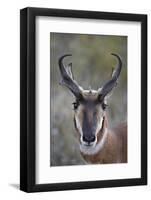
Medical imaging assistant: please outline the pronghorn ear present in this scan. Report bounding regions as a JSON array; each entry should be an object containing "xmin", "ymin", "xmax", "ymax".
[
  {"xmin": 104, "ymin": 90, "xmax": 114, "ymax": 100},
  {"xmin": 98, "ymin": 87, "xmax": 114, "ymax": 102},
  {"xmin": 104, "ymin": 96, "xmax": 108, "ymax": 104}
]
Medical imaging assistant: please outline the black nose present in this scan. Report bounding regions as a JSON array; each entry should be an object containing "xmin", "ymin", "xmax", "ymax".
[{"xmin": 83, "ymin": 135, "xmax": 95, "ymax": 143}]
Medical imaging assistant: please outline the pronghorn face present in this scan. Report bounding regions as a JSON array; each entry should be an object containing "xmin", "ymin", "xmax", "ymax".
[
  {"xmin": 73, "ymin": 90, "xmax": 107, "ymax": 148},
  {"xmin": 58, "ymin": 53, "xmax": 122, "ymax": 154}
]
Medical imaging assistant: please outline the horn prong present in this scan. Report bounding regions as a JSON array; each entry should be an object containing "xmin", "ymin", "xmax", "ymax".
[
  {"xmin": 98, "ymin": 53, "xmax": 122, "ymax": 100},
  {"xmin": 58, "ymin": 54, "xmax": 83, "ymax": 99}
]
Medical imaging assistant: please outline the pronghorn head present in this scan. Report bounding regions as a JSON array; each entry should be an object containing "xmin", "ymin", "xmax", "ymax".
[{"xmin": 58, "ymin": 53, "xmax": 122, "ymax": 155}]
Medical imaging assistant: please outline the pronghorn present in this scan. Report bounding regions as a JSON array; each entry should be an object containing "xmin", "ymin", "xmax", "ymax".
[{"xmin": 58, "ymin": 53, "xmax": 127, "ymax": 164}]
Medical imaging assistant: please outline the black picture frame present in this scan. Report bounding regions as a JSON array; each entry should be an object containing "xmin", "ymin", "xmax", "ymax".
[{"xmin": 20, "ymin": 7, "xmax": 147, "ymax": 192}]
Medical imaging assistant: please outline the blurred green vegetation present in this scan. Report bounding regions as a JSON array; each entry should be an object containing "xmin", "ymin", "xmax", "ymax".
[{"xmin": 50, "ymin": 32, "xmax": 127, "ymax": 166}]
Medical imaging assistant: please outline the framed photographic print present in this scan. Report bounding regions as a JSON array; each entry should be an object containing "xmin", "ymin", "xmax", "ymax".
[{"xmin": 20, "ymin": 7, "xmax": 147, "ymax": 192}]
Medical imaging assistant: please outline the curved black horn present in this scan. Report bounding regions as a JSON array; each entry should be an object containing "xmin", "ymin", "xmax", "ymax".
[
  {"xmin": 58, "ymin": 54, "xmax": 82, "ymax": 99},
  {"xmin": 98, "ymin": 53, "xmax": 122, "ymax": 100}
]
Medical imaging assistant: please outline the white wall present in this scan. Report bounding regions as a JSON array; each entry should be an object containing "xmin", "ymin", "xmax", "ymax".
[{"xmin": 0, "ymin": 0, "xmax": 150, "ymax": 199}]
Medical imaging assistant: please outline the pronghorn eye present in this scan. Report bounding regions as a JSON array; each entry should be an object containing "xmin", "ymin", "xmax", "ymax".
[
  {"xmin": 102, "ymin": 102, "xmax": 108, "ymax": 110},
  {"xmin": 72, "ymin": 101, "xmax": 79, "ymax": 110}
]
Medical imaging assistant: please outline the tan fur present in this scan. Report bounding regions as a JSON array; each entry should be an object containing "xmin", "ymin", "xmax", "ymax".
[
  {"xmin": 81, "ymin": 121, "xmax": 127, "ymax": 164},
  {"xmin": 73, "ymin": 90, "xmax": 127, "ymax": 164},
  {"xmin": 59, "ymin": 53, "xmax": 126, "ymax": 164}
]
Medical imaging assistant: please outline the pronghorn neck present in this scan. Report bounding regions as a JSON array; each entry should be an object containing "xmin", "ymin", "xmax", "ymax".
[{"xmin": 80, "ymin": 116, "xmax": 108, "ymax": 156}]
